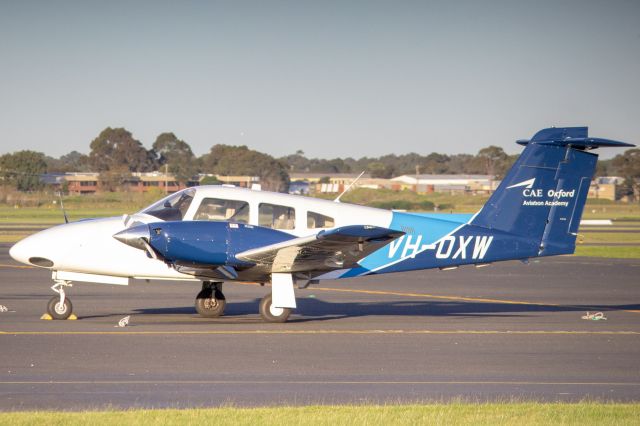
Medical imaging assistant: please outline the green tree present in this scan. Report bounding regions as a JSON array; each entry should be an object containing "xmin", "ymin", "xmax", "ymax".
[
  {"xmin": 367, "ymin": 161, "xmax": 393, "ymax": 178},
  {"xmin": 46, "ymin": 151, "xmax": 90, "ymax": 173},
  {"xmin": 279, "ymin": 151, "xmax": 311, "ymax": 172},
  {"xmin": 595, "ymin": 159, "xmax": 611, "ymax": 177},
  {"xmin": 200, "ymin": 145, "xmax": 289, "ymax": 192},
  {"xmin": 477, "ymin": 146, "xmax": 509, "ymax": 178},
  {"xmin": 612, "ymin": 148, "xmax": 640, "ymax": 201},
  {"xmin": 152, "ymin": 132, "xmax": 198, "ymax": 184},
  {"xmin": 89, "ymin": 127, "xmax": 157, "ymax": 173},
  {"xmin": 60, "ymin": 151, "xmax": 90, "ymax": 171},
  {"xmin": 0, "ymin": 150, "xmax": 48, "ymax": 191},
  {"xmin": 422, "ymin": 153, "xmax": 450, "ymax": 174},
  {"xmin": 447, "ymin": 154, "xmax": 481, "ymax": 174},
  {"xmin": 88, "ymin": 127, "xmax": 157, "ymax": 190}
]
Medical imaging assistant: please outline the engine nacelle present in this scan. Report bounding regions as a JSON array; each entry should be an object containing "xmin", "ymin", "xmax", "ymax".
[{"xmin": 146, "ymin": 221, "xmax": 293, "ymax": 267}]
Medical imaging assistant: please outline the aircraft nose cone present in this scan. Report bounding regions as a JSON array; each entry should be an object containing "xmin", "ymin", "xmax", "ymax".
[
  {"xmin": 9, "ymin": 234, "xmax": 55, "ymax": 267},
  {"xmin": 113, "ymin": 225, "xmax": 151, "ymax": 251},
  {"xmin": 9, "ymin": 239, "xmax": 29, "ymax": 264}
]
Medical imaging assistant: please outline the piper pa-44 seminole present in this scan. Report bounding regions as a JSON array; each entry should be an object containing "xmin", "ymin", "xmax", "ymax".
[{"xmin": 9, "ymin": 127, "xmax": 634, "ymax": 322}]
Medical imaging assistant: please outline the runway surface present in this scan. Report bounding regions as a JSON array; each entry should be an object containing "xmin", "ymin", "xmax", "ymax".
[{"xmin": 0, "ymin": 243, "xmax": 639, "ymax": 410}]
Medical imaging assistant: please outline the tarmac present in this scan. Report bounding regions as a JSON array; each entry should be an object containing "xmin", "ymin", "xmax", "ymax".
[{"xmin": 0, "ymin": 243, "xmax": 639, "ymax": 410}]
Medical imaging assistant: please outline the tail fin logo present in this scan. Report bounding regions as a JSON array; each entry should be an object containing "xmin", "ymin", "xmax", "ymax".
[{"xmin": 506, "ymin": 178, "xmax": 535, "ymax": 189}]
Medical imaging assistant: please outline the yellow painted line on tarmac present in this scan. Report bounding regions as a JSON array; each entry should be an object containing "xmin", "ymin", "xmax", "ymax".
[
  {"xmin": 244, "ymin": 283, "xmax": 640, "ymax": 316},
  {"xmin": 1, "ymin": 330, "xmax": 638, "ymax": 336},
  {"xmin": 0, "ymin": 263, "xmax": 35, "ymax": 269},
  {"xmin": 0, "ymin": 379, "xmax": 639, "ymax": 387},
  {"xmin": 309, "ymin": 286, "xmax": 640, "ymax": 316},
  {"xmin": 234, "ymin": 281, "xmax": 559, "ymax": 308},
  {"xmin": 312, "ymin": 286, "xmax": 560, "ymax": 307}
]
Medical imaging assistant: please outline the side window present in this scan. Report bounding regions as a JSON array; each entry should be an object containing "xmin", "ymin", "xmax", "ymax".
[
  {"xmin": 307, "ymin": 211, "xmax": 335, "ymax": 229},
  {"xmin": 259, "ymin": 203, "xmax": 296, "ymax": 230},
  {"xmin": 194, "ymin": 198, "xmax": 250, "ymax": 223}
]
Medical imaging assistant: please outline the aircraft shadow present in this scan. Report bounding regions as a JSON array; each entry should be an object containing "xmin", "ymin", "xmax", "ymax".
[
  {"xmin": 286, "ymin": 298, "xmax": 640, "ymax": 322},
  {"xmin": 97, "ymin": 298, "xmax": 640, "ymax": 323}
]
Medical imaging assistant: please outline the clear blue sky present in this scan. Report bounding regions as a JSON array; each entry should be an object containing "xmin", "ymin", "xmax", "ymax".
[{"xmin": 0, "ymin": 0, "xmax": 638, "ymax": 159}]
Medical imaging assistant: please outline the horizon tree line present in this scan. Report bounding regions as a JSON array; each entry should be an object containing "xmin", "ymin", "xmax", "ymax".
[{"xmin": 0, "ymin": 126, "xmax": 639, "ymax": 200}]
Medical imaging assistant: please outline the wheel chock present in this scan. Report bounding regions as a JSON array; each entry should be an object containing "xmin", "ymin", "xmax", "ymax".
[{"xmin": 40, "ymin": 313, "xmax": 77, "ymax": 320}]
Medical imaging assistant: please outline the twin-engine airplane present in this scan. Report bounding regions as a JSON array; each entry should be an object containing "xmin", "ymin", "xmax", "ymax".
[{"xmin": 9, "ymin": 127, "xmax": 634, "ymax": 322}]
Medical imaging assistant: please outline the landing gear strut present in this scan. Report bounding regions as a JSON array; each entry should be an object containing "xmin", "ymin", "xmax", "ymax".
[
  {"xmin": 47, "ymin": 280, "xmax": 74, "ymax": 320},
  {"xmin": 195, "ymin": 281, "xmax": 226, "ymax": 317}
]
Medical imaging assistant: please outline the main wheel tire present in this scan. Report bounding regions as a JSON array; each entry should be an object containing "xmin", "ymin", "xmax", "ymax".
[
  {"xmin": 47, "ymin": 296, "xmax": 73, "ymax": 320},
  {"xmin": 195, "ymin": 288, "xmax": 226, "ymax": 317},
  {"xmin": 259, "ymin": 294, "xmax": 292, "ymax": 323}
]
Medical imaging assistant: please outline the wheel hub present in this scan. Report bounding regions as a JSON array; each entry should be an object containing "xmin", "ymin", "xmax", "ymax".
[
  {"xmin": 269, "ymin": 304, "xmax": 284, "ymax": 317},
  {"xmin": 54, "ymin": 302, "xmax": 67, "ymax": 315},
  {"xmin": 203, "ymin": 298, "xmax": 219, "ymax": 310}
]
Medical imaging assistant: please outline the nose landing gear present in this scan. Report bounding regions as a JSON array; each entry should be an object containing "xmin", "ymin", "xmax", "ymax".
[
  {"xmin": 47, "ymin": 280, "xmax": 74, "ymax": 320},
  {"xmin": 195, "ymin": 281, "xmax": 226, "ymax": 317}
]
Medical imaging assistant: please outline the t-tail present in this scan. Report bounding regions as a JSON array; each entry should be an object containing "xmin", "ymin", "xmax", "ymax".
[{"xmin": 470, "ymin": 126, "xmax": 634, "ymax": 258}]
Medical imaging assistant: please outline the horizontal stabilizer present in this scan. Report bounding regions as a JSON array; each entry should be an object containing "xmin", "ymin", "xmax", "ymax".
[{"xmin": 516, "ymin": 127, "xmax": 635, "ymax": 149}]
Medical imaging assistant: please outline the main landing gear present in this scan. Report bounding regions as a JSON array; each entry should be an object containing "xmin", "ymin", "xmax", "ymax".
[
  {"xmin": 47, "ymin": 280, "xmax": 74, "ymax": 320},
  {"xmin": 195, "ymin": 281, "xmax": 226, "ymax": 317},
  {"xmin": 195, "ymin": 278, "xmax": 295, "ymax": 323},
  {"xmin": 259, "ymin": 293, "xmax": 292, "ymax": 323}
]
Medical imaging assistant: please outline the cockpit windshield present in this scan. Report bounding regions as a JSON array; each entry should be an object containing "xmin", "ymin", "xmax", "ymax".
[{"xmin": 140, "ymin": 188, "xmax": 196, "ymax": 221}]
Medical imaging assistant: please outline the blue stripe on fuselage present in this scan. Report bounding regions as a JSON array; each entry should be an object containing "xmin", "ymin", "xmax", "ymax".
[{"xmin": 340, "ymin": 211, "xmax": 466, "ymax": 277}]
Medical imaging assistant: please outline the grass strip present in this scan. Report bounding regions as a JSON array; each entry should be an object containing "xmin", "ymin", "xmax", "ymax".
[
  {"xmin": 0, "ymin": 234, "xmax": 29, "ymax": 243},
  {"xmin": 1, "ymin": 403, "xmax": 639, "ymax": 426},
  {"xmin": 578, "ymin": 233, "xmax": 640, "ymax": 244},
  {"xmin": 574, "ymin": 246, "xmax": 640, "ymax": 259}
]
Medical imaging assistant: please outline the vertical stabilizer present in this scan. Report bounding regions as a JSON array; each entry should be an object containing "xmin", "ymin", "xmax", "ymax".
[{"xmin": 471, "ymin": 127, "xmax": 633, "ymax": 256}]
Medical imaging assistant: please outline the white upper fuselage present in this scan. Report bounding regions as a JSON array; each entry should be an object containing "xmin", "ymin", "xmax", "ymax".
[{"xmin": 9, "ymin": 186, "xmax": 392, "ymax": 282}]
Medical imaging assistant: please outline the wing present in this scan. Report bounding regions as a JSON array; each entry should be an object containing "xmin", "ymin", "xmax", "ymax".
[{"xmin": 235, "ymin": 225, "xmax": 405, "ymax": 273}]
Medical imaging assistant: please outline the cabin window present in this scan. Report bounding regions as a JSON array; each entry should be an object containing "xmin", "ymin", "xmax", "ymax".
[
  {"xmin": 194, "ymin": 198, "xmax": 250, "ymax": 223},
  {"xmin": 259, "ymin": 203, "xmax": 296, "ymax": 230},
  {"xmin": 141, "ymin": 188, "xmax": 195, "ymax": 221},
  {"xmin": 307, "ymin": 211, "xmax": 335, "ymax": 228}
]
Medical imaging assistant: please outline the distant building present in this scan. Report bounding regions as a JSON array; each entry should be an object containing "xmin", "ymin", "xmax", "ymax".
[
  {"xmin": 206, "ymin": 175, "xmax": 260, "ymax": 188},
  {"xmin": 289, "ymin": 173, "xmax": 501, "ymax": 194},
  {"xmin": 126, "ymin": 172, "xmax": 196, "ymax": 193},
  {"xmin": 39, "ymin": 170, "xmax": 627, "ymax": 202},
  {"xmin": 391, "ymin": 174, "xmax": 498, "ymax": 194},
  {"xmin": 588, "ymin": 177, "xmax": 625, "ymax": 201},
  {"xmin": 289, "ymin": 172, "xmax": 375, "ymax": 194},
  {"xmin": 42, "ymin": 172, "xmax": 198, "ymax": 195},
  {"xmin": 289, "ymin": 173, "xmax": 369, "ymax": 183},
  {"xmin": 40, "ymin": 173, "xmax": 66, "ymax": 190},
  {"xmin": 65, "ymin": 173, "xmax": 100, "ymax": 194}
]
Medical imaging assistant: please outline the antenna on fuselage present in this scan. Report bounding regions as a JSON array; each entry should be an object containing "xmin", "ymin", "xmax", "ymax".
[
  {"xmin": 57, "ymin": 191, "xmax": 69, "ymax": 224},
  {"xmin": 333, "ymin": 171, "xmax": 365, "ymax": 203}
]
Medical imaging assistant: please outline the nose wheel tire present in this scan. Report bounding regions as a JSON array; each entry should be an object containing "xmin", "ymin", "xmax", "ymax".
[
  {"xmin": 259, "ymin": 294, "xmax": 292, "ymax": 323},
  {"xmin": 47, "ymin": 296, "xmax": 73, "ymax": 320},
  {"xmin": 195, "ymin": 288, "xmax": 226, "ymax": 317}
]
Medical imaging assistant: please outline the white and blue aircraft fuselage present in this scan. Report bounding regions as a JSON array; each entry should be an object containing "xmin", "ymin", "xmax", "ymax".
[{"xmin": 9, "ymin": 127, "xmax": 634, "ymax": 322}]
